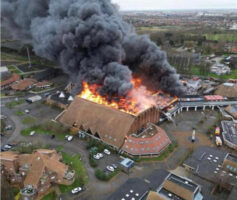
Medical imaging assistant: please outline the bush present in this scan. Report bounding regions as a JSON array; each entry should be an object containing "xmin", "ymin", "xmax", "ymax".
[
  {"xmin": 95, "ymin": 169, "xmax": 108, "ymax": 181},
  {"xmin": 1, "ymin": 119, "xmax": 6, "ymax": 132},
  {"xmin": 22, "ymin": 117, "xmax": 37, "ymax": 125},
  {"xmin": 14, "ymin": 110, "xmax": 24, "ymax": 116},
  {"xmin": 95, "ymin": 169, "xmax": 120, "ymax": 181},
  {"xmin": 88, "ymin": 153, "xmax": 98, "ymax": 168}
]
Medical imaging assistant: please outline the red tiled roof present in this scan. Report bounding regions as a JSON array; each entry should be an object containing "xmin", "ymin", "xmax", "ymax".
[
  {"xmin": 11, "ymin": 78, "xmax": 37, "ymax": 91},
  {"xmin": 204, "ymin": 95, "xmax": 224, "ymax": 101},
  {"xmin": 0, "ymin": 73, "xmax": 20, "ymax": 87},
  {"xmin": 121, "ymin": 125, "xmax": 171, "ymax": 156},
  {"xmin": 35, "ymin": 80, "xmax": 51, "ymax": 87}
]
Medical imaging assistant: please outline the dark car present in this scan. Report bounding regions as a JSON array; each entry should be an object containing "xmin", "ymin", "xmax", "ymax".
[
  {"xmin": 51, "ymin": 134, "xmax": 55, "ymax": 139},
  {"xmin": 111, "ymin": 164, "xmax": 118, "ymax": 169},
  {"xmin": 1, "ymin": 148, "xmax": 8, "ymax": 152}
]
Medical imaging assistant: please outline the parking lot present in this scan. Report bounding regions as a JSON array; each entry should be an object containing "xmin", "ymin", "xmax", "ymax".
[{"xmin": 11, "ymin": 101, "xmax": 62, "ymax": 123}]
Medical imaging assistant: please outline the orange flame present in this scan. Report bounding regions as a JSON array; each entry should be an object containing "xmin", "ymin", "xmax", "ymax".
[{"xmin": 78, "ymin": 78, "xmax": 176, "ymax": 115}]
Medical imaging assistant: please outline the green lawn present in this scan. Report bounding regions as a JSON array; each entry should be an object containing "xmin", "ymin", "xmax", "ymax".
[
  {"xmin": 14, "ymin": 110, "xmax": 24, "ymax": 116},
  {"xmin": 58, "ymin": 152, "xmax": 88, "ymax": 193},
  {"xmin": 1, "ymin": 52, "xmax": 28, "ymax": 62},
  {"xmin": 204, "ymin": 33, "xmax": 237, "ymax": 42},
  {"xmin": 22, "ymin": 117, "xmax": 37, "ymax": 125},
  {"xmin": 192, "ymin": 66, "xmax": 237, "ymax": 79},
  {"xmin": 41, "ymin": 191, "xmax": 57, "ymax": 200},
  {"xmin": 6, "ymin": 99, "xmax": 25, "ymax": 109},
  {"xmin": 20, "ymin": 127, "xmax": 67, "ymax": 140}
]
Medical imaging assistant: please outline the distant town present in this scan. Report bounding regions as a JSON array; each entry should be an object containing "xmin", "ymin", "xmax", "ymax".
[{"xmin": 1, "ymin": 6, "xmax": 237, "ymax": 200}]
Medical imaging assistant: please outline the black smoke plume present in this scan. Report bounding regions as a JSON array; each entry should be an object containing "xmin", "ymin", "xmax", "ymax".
[{"xmin": 2, "ymin": 0, "xmax": 183, "ymax": 96}]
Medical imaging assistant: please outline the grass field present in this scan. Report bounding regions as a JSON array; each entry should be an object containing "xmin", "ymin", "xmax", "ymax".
[
  {"xmin": 14, "ymin": 110, "xmax": 24, "ymax": 116},
  {"xmin": 22, "ymin": 117, "xmax": 37, "ymax": 125},
  {"xmin": 58, "ymin": 152, "xmax": 88, "ymax": 193},
  {"xmin": 191, "ymin": 66, "xmax": 237, "ymax": 79},
  {"xmin": 6, "ymin": 99, "xmax": 25, "ymax": 109},
  {"xmin": 41, "ymin": 191, "xmax": 57, "ymax": 200},
  {"xmin": 1, "ymin": 52, "xmax": 28, "ymax": 62},
  {"xmin": 21, "ymin": 126, "xmax": 68, "ymax": 140},
  {"xmin": 204, "ymin": 33, "xmax": 237, "ymax": 42}
]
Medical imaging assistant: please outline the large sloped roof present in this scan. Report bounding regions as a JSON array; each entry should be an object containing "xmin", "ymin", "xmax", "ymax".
[
  {"xmin": 215, "ymin": 84, "xmax": 237, "ymax": 97},
  {"xmin": 60, "ymin": 96, "xmax": 136, "ymax": 148}
]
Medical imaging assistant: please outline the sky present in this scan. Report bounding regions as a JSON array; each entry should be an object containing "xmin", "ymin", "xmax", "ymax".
[{"xmin": 112, "ymin": 0, "xmax": 237, "ymax": 11}]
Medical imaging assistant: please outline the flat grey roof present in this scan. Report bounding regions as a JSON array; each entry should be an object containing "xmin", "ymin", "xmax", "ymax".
[
  {"xmin": 183, "ymin": 146, "xmax": 237, "ymax": 187},
  {"xmin": 226, "ymin": 154, "xmax": 237, "ymax": 163},
  {"xmin": 168, "ymin": 174, "xmax": 198, "ymax": 192},
  {"xmin": 221, "ymin": 121, "xmax": 237, "ymax": 146}
]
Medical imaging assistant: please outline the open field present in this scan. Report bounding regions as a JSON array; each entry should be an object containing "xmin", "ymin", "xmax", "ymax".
[{"xmin": 204, "ymin": 33, "xmax": 237, "ymax": 42}]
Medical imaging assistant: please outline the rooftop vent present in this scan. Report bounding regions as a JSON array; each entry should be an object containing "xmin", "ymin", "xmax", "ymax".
[
  {"xmin": 59, "ymin": 92, "xmax": 65, "ymax": 98},
  {"xmin": 68, "ymin": 96, "xmax": 74, "ymax": 101}
]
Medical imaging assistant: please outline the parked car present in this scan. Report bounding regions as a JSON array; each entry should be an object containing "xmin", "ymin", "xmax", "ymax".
[
  {"xmin": 111, "ymin": 164, "xmax": 117, "ymax": 169},
  {"xmin": 97, "ymin": 153, "xmax": 103, "ymax": 158},
  {"xmin": 93, "ymin": 154, "xmax": 100, "ymax": 160},
  {"xmin": 24, "ymin": 109, "xmax": 30, "ymax": 114},
  {"xmin": 5, "ymin": 125, "xmax": 12, "ymax": 131},
  {"xmin": 30, "ymin": 131, "xmax": 35, "ymax": 136},
  {"xmin": 44, "ymin": 92, "xmax": 50, "ymax": 97},
  {"xmin": 65, "ymin": 135, "xmax": 73, "ymax": 141},
  {"xmin": 51, "ymin": 134, "xmax": 55, "ymax": 139},
  {"xmin": 104, "ymin": 149, "xmax": 111, "ymax": 155},
  {"xmin": 1, "ymin": 148, "xmax": 8, "ymax": 152},
  {"xmin": 71, "ymin": 187, "xmax": 82, "ymax": 194},
  {"xmin": 0, "ymin": 115, "xmax": 7, "ymax": 119},
  {"xmin": 106, "ymin": 165, "xmax": 114, "ymax": 172},
  {"xmin": 4, "ymin": 144, "xmax": 12, "ymax": 150}
]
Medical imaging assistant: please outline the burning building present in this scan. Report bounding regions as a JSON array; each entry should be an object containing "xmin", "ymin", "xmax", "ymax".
[{"xmin": 60, "ymin": 82, "xmax": 171, "ymax": 156}]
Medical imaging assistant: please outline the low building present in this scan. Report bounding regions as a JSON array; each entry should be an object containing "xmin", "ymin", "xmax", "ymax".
[
  {"xmin": 155, "ymin": 173, "xmax": 203, "ymax": 200},
  {"xmin": 183, "ymin": 146, "xmax": 237, "ymax": 191},
  {"xmin": 222, "ymin": 153, "xmax": 237, "ymax": 175},
  {"xmin": 0, "ymin": 149, "xmax": 75, "ymax": 199},
  {"xmin": 0, "ymin": 66, "xmax": 11, "ymax": 80},
  {"xmin": 120, "ymin": 158, "xmax": 134, "ymax": 173},
  {"xmin": 121, "ymin": 123, "xmax": 171, "ymax": 157},
  {"xmin": 0, "ymin": 73, "xmax": 20, "ymax": 90},
  {"xmin": 215, "ymin": 83, "xmax": 237, "ymax": 97},
  {"xmin": 47, "ymin": 91, "xmax": 72, "ymax": 109},
  {"xmin": 26, "ymin": 95, "xmax": 42, "ymax": 103},
  {"xmin": 225, "ymin": 105, "xmax": 237, "ymax": 119},
  {"xmin": 108, "ymin": 169, "xmax": 203, "ymax": 200},
  {"xmin": 35, "ymin": 80, "xmax": 52, "ymax": 89},
  {"xmin": 221, "ymin": 121, "xmax": 237, "ymax": 150},
  {"xmin": 11, "ymin": 78, "xmax": 37, "ymax": 91}
]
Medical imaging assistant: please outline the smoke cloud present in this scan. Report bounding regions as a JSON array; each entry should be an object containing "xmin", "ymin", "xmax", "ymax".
[{"xmin": 2, "ymin": 0, "xmax": 183, "ymax": 96}]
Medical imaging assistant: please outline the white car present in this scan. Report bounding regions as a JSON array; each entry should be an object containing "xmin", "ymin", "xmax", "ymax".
[
  {"xmin": 65, "ymin": 135, "xmax": 73, "ymax": 141},
  {"xmin": 30, "ymin": 131, "xmax": 35, "ymax": 136},
  {"xmin": 71, "ymin": 187, "xmax": 82, "ymax": 194},
  {"xmin": 24, "ymin": 109, "xmax": 30, "ymax": 114},
  {"xmin": 104, "ymin": 149, "xmax": 111, "ymax": 155},
  {"xmin": 4, "ymin": 145, "xmax": 12, "ymax": 150},
  {"xmin": 93, "ymin": 154, "xmax": 100, "ymax": 160},
  {"xmin": 97, "ymin": 153, "xmax": 103, "ymax": 158},
  {"xmin": 106, "ymin": 165, "xmax": 114, "ymax": 172}
]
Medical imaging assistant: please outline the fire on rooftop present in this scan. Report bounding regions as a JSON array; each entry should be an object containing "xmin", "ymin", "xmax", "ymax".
[{"xmin": 78, "ymin": 78, "xmax": 177, "ymax": 115}]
